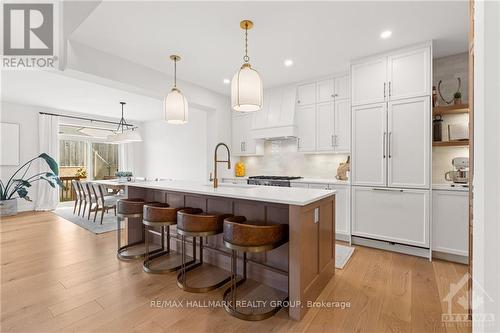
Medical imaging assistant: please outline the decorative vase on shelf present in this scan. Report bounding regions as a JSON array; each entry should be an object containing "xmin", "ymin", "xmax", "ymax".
[{"xmin": 115, "ymin": 171, "xmax": 133, "ymax": 183}]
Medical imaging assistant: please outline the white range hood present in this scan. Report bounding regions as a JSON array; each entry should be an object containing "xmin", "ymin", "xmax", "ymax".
[{"xmin": 251, "ymin": 84, "xmax": 297, "ymax": 140}]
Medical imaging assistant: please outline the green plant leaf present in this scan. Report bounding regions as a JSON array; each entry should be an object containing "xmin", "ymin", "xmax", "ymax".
[
  {"xmin": 13, "ymin": 179, "xmax": 31, "ymax": 188},
  {"xmin": 39, "ymin": 153, "xmax": 59, "ymax": 176},
  {"xmin": 17, "ymin": 187, "xmax": 29, "ymax": 200}
]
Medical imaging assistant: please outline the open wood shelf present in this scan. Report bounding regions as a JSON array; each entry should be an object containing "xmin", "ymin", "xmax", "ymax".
[
  {"xmin": 433, "ymin": 104, "xmax": 469, "ymax": 116},
  {"xmin": 433, "ymin": 140, "xmax": 469, "ymax": 147}
]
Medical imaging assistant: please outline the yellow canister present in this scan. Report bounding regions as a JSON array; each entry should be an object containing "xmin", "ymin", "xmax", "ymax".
[{"xmin": 235, "ymin": 161, "xmax": 246, "ymax": 177}]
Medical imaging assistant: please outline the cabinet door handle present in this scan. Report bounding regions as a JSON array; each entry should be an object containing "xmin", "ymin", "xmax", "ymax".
[
  {"xmin": 384, "ymin": 82, "xmax": 386, "ymax": 99},
  {"xmin": 297, "ymin": 100, "xmax": 301, "ymax": 104},
  {"xmin": 383, "ymin": 132, "xmax": 387, "ymax": 158},
  {"xmin": 240, "ymin": 142, "xmax": 243, "ymax": 151},
  {"xmin": 389, "ymin": 82, "xmax": 392, "ymax": 97},
  {"xmin": 388, "ymin": 132, "xmax": 392, "ymax": 158},
  {"xmin": 243, "ymin": 142, "xmax": 246, "ymax": 151},
  {"xmin": 297, "ymin": 138, "xmax": 301, "ymax": 149},
  {"xmin": 331, "ymin": 135, "xmax": 334, "ymax": 147},
  {"xmin": 372, "ymin": 187, "xmax": 404, "ymax": 192}
]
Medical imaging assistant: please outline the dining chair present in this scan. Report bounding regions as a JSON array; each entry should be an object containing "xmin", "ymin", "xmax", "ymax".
[
  {"xmin": 91, "ymin": 183, "xmax": 118, "ymax": 224},
  {"xmin": 71, "ymin": 180, "xmax": 83, "ymax": 215},
  {"xmin": 80, "ymin": 182, "xmax": 97, "ymax": 220}
]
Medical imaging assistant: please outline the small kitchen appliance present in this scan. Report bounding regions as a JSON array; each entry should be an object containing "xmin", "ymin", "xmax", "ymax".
[
  {"xmin": 247, "ymin": 176, "xmax": 302, "ymax": 187},
  {"xmin": 444, "ymin": 157, "xmax": 469, "ymax": 184}
]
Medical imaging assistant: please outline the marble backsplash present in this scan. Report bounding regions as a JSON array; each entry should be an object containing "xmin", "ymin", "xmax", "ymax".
[{"xmin": 239, "ymin": 139, "xmax": 350, "ymax": 179}]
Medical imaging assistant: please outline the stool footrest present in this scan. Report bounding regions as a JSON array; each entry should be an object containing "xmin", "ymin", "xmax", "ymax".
[
  {"xmin": 143, "ymin": 251, "xmax": 194, "ymax": 274},
  {"xmin": 177, "ymin": 263, "xmax": 231, "ymax": 293},
  {"xmin": 117, "ymin": 242, "xmax": 162, "ymax": 261}
]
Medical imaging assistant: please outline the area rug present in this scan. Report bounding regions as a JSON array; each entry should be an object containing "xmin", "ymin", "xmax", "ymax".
[
  {"xmin": 53, "ymin": 202, "xmax": 121, "ymax": 234},
  {"xmin": 335, "ymin": 244, "xmax": 355, "ymax": 269}
]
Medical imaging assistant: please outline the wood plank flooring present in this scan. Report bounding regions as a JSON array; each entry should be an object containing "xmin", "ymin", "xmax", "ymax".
[{"xmin": 1, "ymin": 211, "xmax": 471, "ymax": 332}]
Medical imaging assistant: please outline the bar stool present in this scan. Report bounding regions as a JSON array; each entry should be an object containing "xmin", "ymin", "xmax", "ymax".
[
  {"xmin": 142, "ymin": 203, "xmax": 194, "ymax": 273},
  {"xmin": 116, "ymin": 198, "xmax": 161, "ymax": 260},
  {"xmin": 222, "ymin": 216, "xmax": 289, "ymax": 321},
  {"xmin": 176, "ymin": 208, "xmax": 233, "ymax": 293}
]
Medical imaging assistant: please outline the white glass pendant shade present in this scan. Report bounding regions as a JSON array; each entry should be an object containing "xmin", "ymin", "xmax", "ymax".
[
  {"xmin": 107, "ymin": 130, "xmax": 142, "ymax": 144},
  {"xmin": 231, "ymin": 64, "xmax": 263, "ymax": 112},
  {"xmin": 164, "ymin": 88, "xmax": 188, "ymax": 124}
]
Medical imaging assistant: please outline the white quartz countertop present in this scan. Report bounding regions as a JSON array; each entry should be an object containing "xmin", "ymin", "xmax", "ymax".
[
  {"xmin": 222, "ymin": 177, "xmax": 349, "ymax": 185},
  {"xmin": 126, "ymin": 180, "xmax": 335, "ymax": 206}
]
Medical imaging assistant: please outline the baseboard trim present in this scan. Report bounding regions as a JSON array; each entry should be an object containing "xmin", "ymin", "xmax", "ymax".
[
  {"xmin": 432, "ymin": 251, "xmax": 469, "ymax": 264},
  {"xmin": 352, "ymin": 236, "xmax": 430, "ymax": 259},
  {"xmin": 335, "ymin": 233, "xmax": 350, "ymax": 242}
]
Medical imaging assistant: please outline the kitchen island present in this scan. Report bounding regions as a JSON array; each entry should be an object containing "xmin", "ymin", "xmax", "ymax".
[{"xmin": 119, "ymin": 180, "xmax": 336, "ymax": 321}]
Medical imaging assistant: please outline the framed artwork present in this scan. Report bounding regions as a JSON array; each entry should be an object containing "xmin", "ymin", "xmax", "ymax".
[{"xmin": 0, "ymin": 122, "xmax": 20, "ymax": 166}]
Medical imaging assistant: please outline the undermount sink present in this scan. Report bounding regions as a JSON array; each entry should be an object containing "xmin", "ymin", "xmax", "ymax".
[{"xmin": 203, "ymin": 183, "xmax": 256, "ymax": 189}]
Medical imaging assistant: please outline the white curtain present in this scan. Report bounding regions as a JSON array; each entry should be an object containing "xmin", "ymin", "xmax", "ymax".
[{"xmin": 35, "ymin": 114, "xmax": 59, "ymax": 211}]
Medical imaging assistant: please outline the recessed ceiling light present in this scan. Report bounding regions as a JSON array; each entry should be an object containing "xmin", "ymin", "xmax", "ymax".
[
  {"xmin": 284, "ymin": 59, "xmax": 294, "ymax": 67},
  {"xmin": 380, "ymin": 30, "xmax": 392, "ymax": 39},
  {"xmin": 223, "ymin": 78, "xmax": 230, "ymax": 84}
]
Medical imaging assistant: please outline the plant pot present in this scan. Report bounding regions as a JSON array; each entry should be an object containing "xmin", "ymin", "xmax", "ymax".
[
  {"xmin": 0, "ymin": 199, "xmax": 18, "ymax": 217},
  {"xmin": 117, "ymin": 177, "xmax": 128, "ymax": 183},
  {"xmin": 454, "ymin": 97, "xmax": 462, "ymax": 105}
]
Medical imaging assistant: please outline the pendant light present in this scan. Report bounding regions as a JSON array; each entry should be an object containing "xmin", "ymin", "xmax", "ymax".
[
  {"xmin": 231, "ymin": 20, "xmax": 263, "ymax": 112},
  {"xmin": 164, "ymin": 55, "xmax": 188, "ymax": 124},
  {"xmin": 107, "ymin": 102, "xmax": 142, "ymax": 144}
]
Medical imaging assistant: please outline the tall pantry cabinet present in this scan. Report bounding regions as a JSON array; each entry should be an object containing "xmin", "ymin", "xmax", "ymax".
[{"xmin": 350, "ymin": 43, "xmax": 432, "ymax": 250}]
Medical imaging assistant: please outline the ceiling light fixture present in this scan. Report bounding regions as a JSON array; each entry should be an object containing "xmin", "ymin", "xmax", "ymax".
[
  {"xmin": 380, "ymin": 30, "xmax": 392, "ymax": 39},
  {"xmin": 107, "ymin": 102, "xmax": 142, "ymax": 144},
  {"xmin": 223, "ymin": 78, "xmax": 230, "ymax": 84},
  {"xmin": 284, "ymin": 59, "xmax": 293, "ymax": 67},
  {"xmin": 164, "ymin": 55, "xmax": 188, "ymax": 124},
  {"xmin": 231, "ymin": 20, "xmax": 263, "ymax": 112}
]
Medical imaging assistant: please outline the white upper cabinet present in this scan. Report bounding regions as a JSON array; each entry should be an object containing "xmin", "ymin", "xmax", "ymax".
[
  {"xmin": 351, "ymin": 57, "xmax": 387, "ymax": 106},
  {"xmin": 387, "ymin": 46, "xmax": 431, "ymax": 101},
  {"xmin": 232, "ymin": 113, "xmax": 257, "ymax": 155},
  {"xmin": 334, "ymin": 99, "xmax": 351, "ymax": 152},
  {"xmin": 387, "ymin": 97, "xmax": 430, "ymax": 188},
  {"xmin": 317, "ymin": 79, "xmax": 335, "ymax": 104},
  {"xmin": 297, "ymin": 83, "xmax": 316, "ymax": 106},
  {"xmin": 352, "ymin": 103, "xmax": 387, "ymax": 186},
  {"xmin": 334, "ymin": 74, "xmax": 350, "ymax": 100},
  {"xmin": 316, "ymin": 103, "xmax": 335, "ymax": 151},
  {"xmin": 296, "ymin": 105, "xmax": 316, "ymax": 152}
]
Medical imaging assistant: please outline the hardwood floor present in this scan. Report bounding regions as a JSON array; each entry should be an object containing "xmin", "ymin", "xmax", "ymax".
[{"xmin": 1, "ymin": 211, "xmax": 470, "ymax": 333}]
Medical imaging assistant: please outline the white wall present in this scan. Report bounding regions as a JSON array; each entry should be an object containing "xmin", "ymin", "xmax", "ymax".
[
  {"xmin": 140, "ymin": 107, "xmax": 208, "ymax": 181},
  {"xmin": 473, "ymin": 1, "xmax": 500, "ymax": 332},
  {"xmin": 0, "ymin": 102, "xmax": 40, "ymax": 211}
]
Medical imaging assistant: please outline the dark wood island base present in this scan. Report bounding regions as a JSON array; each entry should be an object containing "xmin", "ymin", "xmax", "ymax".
[{"xmin": 125, "ymin": 185, "xmax": 335, "ymax": 321}]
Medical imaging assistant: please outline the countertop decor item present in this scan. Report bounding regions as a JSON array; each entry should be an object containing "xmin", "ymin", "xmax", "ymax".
[
  {"xmin": 164, "ymin": 55, "xmax": 188, "ymax": 124},
  {"xmin": 336, "ymin": 156, "xmax": 350, "ymax": 181},
  {"xmin": 0, "ymin": 153, "xmax": 62, "ymax": 216},
  {"xmin": 433, "ymin": 115, "xmax": 443, "ymax": 141},
  {"xmin": 115, "ymin": 171, "xmax": 133, "ymax": 183},
  {"xmin": 231, "ymin": 20, "xmax": 263, "ymax": 112},
  {"xmin": 235, "ymin": 161, "xmax": 246, "ymax": 177},
  {"xmin": 107, "ymin": 102, "xmax": 142, "ymax": 143}
]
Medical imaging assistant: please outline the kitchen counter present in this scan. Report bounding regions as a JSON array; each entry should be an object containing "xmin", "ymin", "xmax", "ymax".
[
  {"xmin": 127, "ymin": 180, "xmax": 335, "ymax": 206},
  {"xmin": 290, "ymin": 178, "xmax": 350, "ymax": 185},
  {"xmin": 122, "ymin": 180, "xmax": 336, "ymax": 321}
]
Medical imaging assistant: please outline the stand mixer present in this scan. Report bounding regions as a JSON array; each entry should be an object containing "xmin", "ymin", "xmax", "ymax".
[{"xmin": 445, "ymin": 157, "xmax": 469, "ymax": 184}]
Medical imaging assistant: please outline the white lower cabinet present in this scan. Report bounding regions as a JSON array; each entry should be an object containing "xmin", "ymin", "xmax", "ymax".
[
  {"xmin": 352, "ymin": 186, "xmax": 430, "ymax": 247},
  {"xmin": 432, "ymin": 190, "xmax": 468, "ymax": 257}
]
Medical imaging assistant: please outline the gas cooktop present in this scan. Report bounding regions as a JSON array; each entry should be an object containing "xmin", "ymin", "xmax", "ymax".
[{"xmin": 248, "ymin": 176, "xmax": 303, "ymax": 180}]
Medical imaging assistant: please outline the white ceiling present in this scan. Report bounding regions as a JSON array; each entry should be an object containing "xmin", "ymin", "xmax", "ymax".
[
  {"xmin": 2, "ymin": 70, "xmax": 162, "ymax": 121},
  {"xmin": 70, "ymin": 1, "xmax": 468, "ymax": 95}
]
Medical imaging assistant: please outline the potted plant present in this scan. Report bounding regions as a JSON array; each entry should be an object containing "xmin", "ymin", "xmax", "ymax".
[
  {"xmin": 0, "ymin": 153, "xmax": 63, "ymax": 216},
  {"xmin": 454, "ymin": 92, "xmax": 462, "ymax": 105},
  {"xmin": 115, "ymin": 171, "xmax": 133, "ymax": 183}
]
